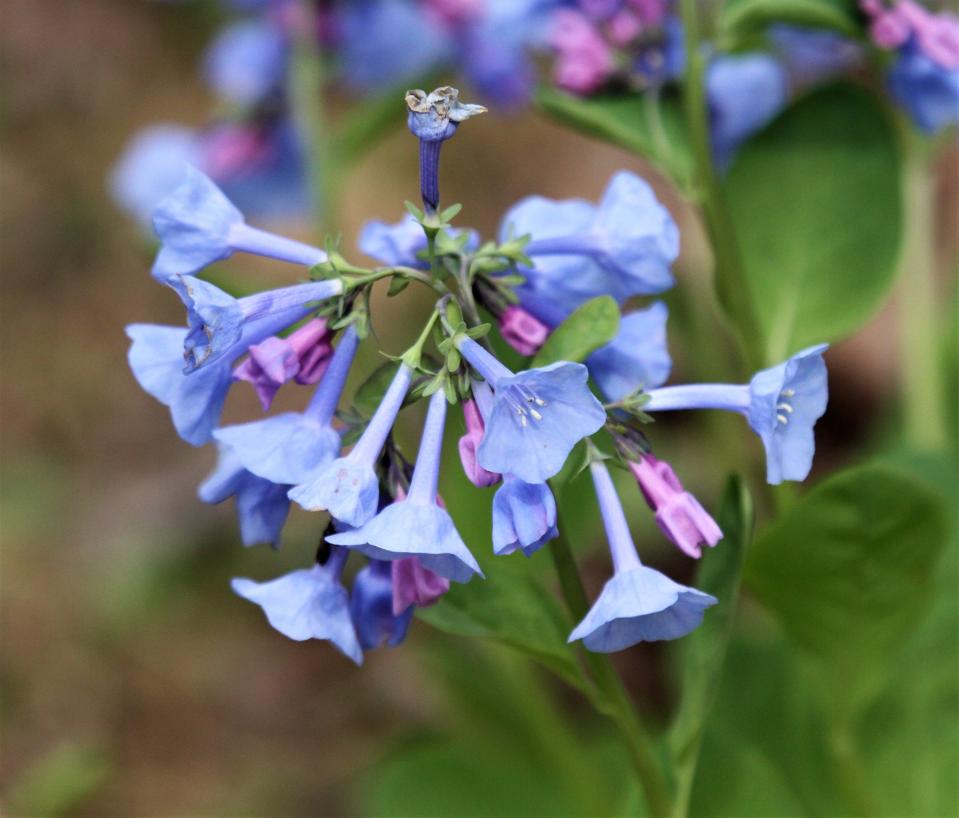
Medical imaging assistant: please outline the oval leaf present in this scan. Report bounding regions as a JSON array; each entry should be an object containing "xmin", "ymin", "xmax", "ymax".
[{"xmin": 531, "ymin": 296, "xmax": 620, "ymax": 368}]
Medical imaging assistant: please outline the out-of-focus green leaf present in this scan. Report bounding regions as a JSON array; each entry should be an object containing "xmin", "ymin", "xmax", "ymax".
[
  {"xmin": 536, "ymin": 86, "xmax": 693, "ymax": 190},
  {"xmin": 724, "ymin": 84, "xmax": 901, "ymax": 364},
  {"xmin": 417, "ymin": 559, "xmax": 588, "ymax": 693},
  {"xmin": 7, "ymin": 742, "xmax": 112, "ymax": 818},
  {"xmin": 670, "ymin": 476, "xmax": 754, "ymax": 813},
  {"xmin": 351, "ymin": 360, "xmax": 402, "ymax": 418},
  {"xmin": 744, "ymin": 462, "xmax": 948, "ymax": 716},
  {"xmin": 531, "ymin": 296, "xmax": 620, "ymax": 368},
  {"xmin": 718, "ymin": 0, "xmax": 859, "ymax": 45}
]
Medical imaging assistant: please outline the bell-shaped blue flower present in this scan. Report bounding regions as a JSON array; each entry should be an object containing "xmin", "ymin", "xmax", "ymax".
[
  {"xmin": 492, "ymin": 476, "xmax": 558, "ymax": 557},
  {"xmin": 151, "ymin": 167, "xmax": 327, "ymax": 281},
  {"xmin": 202, "ymin": 19, "xmax": 287, "ymax": 107},
  {"xmin": 644, "ymin": 344, "xmax": 829, "ymax": 484},
  {"xmin": 568, "ymin": 462, "xmax": 717, "ymax": 652},
  {"xmin": 126, "ymin": 323, "xmax": 233, "ymax": 446},
  {"xmin": 173, "ymin": 275, "xmax": 342, "ymax": 373},
  {"xmin": 231, "ymin": 547, "xmax": 363, "ymax": 664},
  {"xmin": 585, "ymin": 301, "xmax": 671, "ymax": 401},
  {"xmin": 888, "ymin": 42, "xmax": 959, "ymax": 134},
  {"xmin": 198, "ymin": 446, "xmax": 290, "ymax": 548},
  {"xmin": 350, "ymin": 559, "xmax": 414, "ymax": 650},
  {"xmin": 289, "ymin": 364, "xmax": 414, "ymax": 527},
  {"xmin": 707, "ymin": 52, "xmax": 788, "ymax": 168},
  {"xmin": 457, "ymin": 338, "xmax": 606, "ymax": 483},
  {"xmin": 327, "ymin": 390, "xmax": 483, "ymax": 583},
  {"xmin": 501, "ymin": 171, "xmax": 678, "ymax": 317},
  {"xmin": 213, "ymin": 326, "xmax": 359, "ymax": 486}
]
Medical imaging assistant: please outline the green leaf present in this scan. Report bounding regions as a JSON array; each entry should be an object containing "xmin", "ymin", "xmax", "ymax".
[
  {"xmin": 7, "ymin": 742, "xmax": 112, "ymax": 818},
  {"xmin": 744, "ymin": 462, "xmax": 948, "ymax": 716},
  {"xmin": 417, "ymin": 558, "xmax": 589, "ymax": 693},
  {"xmin": 718, "ymin": 0, "xmax": 859, "ymax": 46},
  {"xmin": 536, "ymin": 86, "xmax": 693, "ymax": 191},
  {"xmin": 531, "ymin": 296, "xmax": 620, "ymax": 368},
  {"xmin": 669, "ymin": 476, "xmax": 754, "ymax": 814},
  {"xmin": 352, "ymin": 361, "xmax": 401, "ymax": 419},
  {"xmin": 723, "ymin": 84, "xmax": 902, "ymax": 363}
]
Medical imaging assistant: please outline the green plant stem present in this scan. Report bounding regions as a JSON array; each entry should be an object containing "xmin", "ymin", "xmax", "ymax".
[
  {"xmin": 678, "ymin": 0, "xmax": 763, "ymax": 373},
  {"xmin": 827, "ymin": 724, "xmax": 877, "ymax": 818},
  {"xmin": 548, "ymin": 527, "xmax": 673, "ymax": 817},
  {"xmin": 292, "ymin": 0, "xmax": 338, "ymax": 234},
  {"xmin": 899, "ymin": 138, "xmax": 948, "ymax": 451}
]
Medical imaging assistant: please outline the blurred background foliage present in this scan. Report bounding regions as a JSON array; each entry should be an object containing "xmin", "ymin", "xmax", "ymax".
[{"xmin": 1, "ymin": 1, "xmax": 956, "ymax": 816}]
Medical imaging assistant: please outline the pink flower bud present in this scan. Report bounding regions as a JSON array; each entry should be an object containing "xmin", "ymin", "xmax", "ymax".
[
  {"xmin": 551, "ymin": 9, "xmax": 616, "ymax": 94},
  {"xmin": 607, "ymin": 10, "xmax": 643, "ymax": 46},
  {"xmin": 392, "ymin": 557, "xmax": 450, "ymax": 615},
  {"xmin": 499, "ymin": 306, "xmax": 550, "ymax": 357},
  {"xmin": 457, "ymin": 399, "xmax": 501, "ymax": 487},
  {"xmin": 629, "ymin": 454, "xmax": 723, "ymax": 559}
]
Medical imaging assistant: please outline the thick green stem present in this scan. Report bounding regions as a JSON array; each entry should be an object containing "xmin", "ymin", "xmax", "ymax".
[
  {"xmin": 292, "ymin": 1, "xmax": 338, "ymax": 234},
  {"xmin": 899, "ymin": 141, "xmax": 948, "ymax": 451},
  {"xmin": 549, "ymin": 527, "xmax": 673, "ymax": 817},
  {"xmin": 678, "ymin": 0, "xmax": 763, "ymax": 373},
  {"xmin": 827, "ymin": 724, "xmax": 877, "ymax": 818}
]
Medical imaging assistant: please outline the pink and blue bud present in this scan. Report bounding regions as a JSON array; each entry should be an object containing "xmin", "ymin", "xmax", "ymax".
[
  {"xmin": 644, "ymin": 344, "xmax": 829, "ymax": 485},
  {"xmin": 233, "ymin": 318, "xmax": 335, "ymax": 410},
  {"xmin": 458, "ymin": 395, "xmax": 502, "ymax": 487},
  {"xmin": 328, "ymin": 390, "xmax": 483, "ymax": 582},
  {"xmin": 392, "ymin": 557, "xmax": 451, "ymax": 614},
  {"xmin": 288, "ymin": 364, "xmax": 414, "ymax": 527},
  {"xmin": 568, "ymin": 461, "xmax": 717, "ymax": 652},
  {"xmin": 629, "ymin": 454, "xmax": 722, "ymax": 559},
  {"xmin": 231, "ymin": 547, "xmax": 364, "ymax": 664},
  {"xmin": 457, "ymin": 338, "xmax": 606, "ymax": 484},
  {"xmin": 498, "ymin": 306, "xmax": 550, "ymax": 357}
]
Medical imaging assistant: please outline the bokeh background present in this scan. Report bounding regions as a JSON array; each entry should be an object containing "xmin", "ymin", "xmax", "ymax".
[{"xmin": 2, "ymin": 2, "xmax": 956, "ymax": 816}]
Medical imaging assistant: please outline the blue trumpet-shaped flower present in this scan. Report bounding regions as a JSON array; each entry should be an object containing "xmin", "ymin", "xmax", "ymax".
[
  {"xmin": 457, "ymin": 338, "xmax": 605, "ymax": 483},
  {"xmin": 198, "ymin": 446, "xmax": 291, "ymax": 548},
  {"xmin": 202, "ymin": 19, "xmax": 287, "ymax": 107},
  {"xmin": 288, "ymin": 364, "xmax": 413, "ymax": 527},
  {"xmin": 888, "ymin": 42, "xmax": 959, "ymax": 133},
  {"xmin": 585, "ymin": 301, "xmax": 671, "ymax": 401},
  {"xmin": 500, "ymin": 171, "xmax": 678, "ymax": 316},
  {"xmin": 231, "ymin": 547, "xmax": 363, "ymax": 664},
  {"xmin": 152, "ymin": 167, "xmax": 327, "ymax": 281},
  {"xmin": 492, "ymin": 476, "xmax": 558, "ymax": 557},
  {"xmin": 327, "ymin": 390, "xmax": 483, "ymax": 583},
  {"xmin": 173, "ymin": 275, "xmax": 342, "ymax": 373},
  {"xmin": 644, "ymin": 344, "xmax": 829, "ymax": 484},
  {"xmin": 213, "ymin": 326, "xmax": 359, "ymax": 486},
  {"xmin": 568, "ymin": 462, "xmax": 717, "ymax": 652},
  {"xmin": 350, "ymin": 559, "xmax": 414, "ymax": 650}
]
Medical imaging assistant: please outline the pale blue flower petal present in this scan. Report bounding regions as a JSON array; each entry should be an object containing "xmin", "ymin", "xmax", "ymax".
[
  {"xmin": 888, "ymin": 43, "xmax": 959, "ymax": 134},
  {"xmin": 492, "ymin": 477, "xmax": 558, "ymax": 557},
  {"xmin": 350, "ymin": 560, "xmax": 414, "ymax": 649},
  {"xmin": 288, "ymin": 457, "xmax": 381, "ymax": 528},
  {"xmin": 202, "ymin": 19, "xmax": 287, "ymax": 107}
]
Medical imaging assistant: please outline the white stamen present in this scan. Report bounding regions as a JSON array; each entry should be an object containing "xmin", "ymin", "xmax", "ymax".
[
  {"xmin": 777, "ymin": 414, "xmax": 788, "ymax": 425},
  {"xmin": 530, "ymin": 409, "xmax": 543, "ymax": 421},
  {"xmin": 777, "ymin": 403, "xmax": 794, "ymax": 413},
  {"xmin": 781, "ymin": 388, "xmax": 796, "ymax": 397}
]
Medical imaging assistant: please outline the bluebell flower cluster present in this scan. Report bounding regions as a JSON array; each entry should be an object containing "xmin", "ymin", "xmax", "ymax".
[{"xmin": 127, "ymin": 86, "xmax": 830, "ymax": 663}]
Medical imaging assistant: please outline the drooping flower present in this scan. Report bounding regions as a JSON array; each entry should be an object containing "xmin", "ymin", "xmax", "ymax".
[
  {"xmin": 457, "ymin": 338, "xmax": 606, "ymax": 483},
  {"xmin": 492, "ymin": 476, "xmax": 558, "ymax": 557},
  {"xmin": 214, "ymin": 326, "xmax": 359, "ymax": 486},
  {"xmin": 501, "ymin": 171, "xmax": 679, "ymax": 316},
  {"xmin": 392, "ymin": 557, "xmax": 450, "ymax": 615},
  {"xmin": 327, "ymin": 389, "xmax": 483, "ymax": 583},
  {"xmin": 568, "ymin": 461, "xmax": 717, "ymax": 652},
  {"xmin": 350, "ymin": 559, "xmax": 415, "ymax": 650},
  {"xmin": 233, "ymin": 318, "xmax": 335, "ymax": 410},
  {"xmin": 767, "ymin": 25, "xmax": 862, "ymax": 91},
  {"xmin": 202, "ymin": 18, "xmax": 288, "ymax": 107},
  {"xmin": 173, "ymin": 275, "xmax": 342, "ymax": 373},
  {"xmin": 644, "ymin": 344, "xmax": 829, "ymax": 484},
  {"xmin": 457, "ymin": 394, "xmax": 501, "ymax": 487},
  {"xmin": 198, "ymin": 445, "xmax": 291, "ymax": 548},
  {"xmin": 231, "ymin": 546, "xmax": 363, "ymax": 664},
  {"xmin": 629, "ymin": 453, "xmax": 722, "ymax": 559},
  {"xmin": 288, "ymin": 364, "xmax": 414, "ymax": 526},
  {"xmin": 888, "ymin": 42, "xmax": 959, "ymax": 133},
  {"xmin": 498, "ymin": 305, "xmax": 550, "ymax": 357},
  {"xmin": 585, "ymin": 301, "xmax": 671, "ymax": 402},
  {"xmin": 151, "ymin": 167, "xmax": 327, "ymax": 281},
  {"xmin": 707, "ymin": 52, "xmax": 788, "ymax": 168}
]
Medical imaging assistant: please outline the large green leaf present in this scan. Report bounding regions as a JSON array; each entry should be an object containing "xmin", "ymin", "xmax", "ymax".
[
  {"xmin": 531, "ymin": 295, "xmax": 620, "ymax": 368},
  {"xmin": 669, "ymin": 476, "xmax": 754, "ymax": 814},
  {"xmin": 417, "ymin": 558, "xmax": 588, "ymax": 692},
  {"xmin": 724, "ymin": 84, "xmax": 902, "ymax": 364},
  {"xmin": 536, "ymin": 86, "xmax": 693, "ymax": 191},
  {"xmin": 719, "ymin": 0, "xmax": 859, "ymax": 45},
  {"xmin": 744, "ymin": 462, "xmax": 948, "ymax": 716}
]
